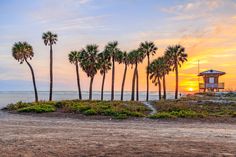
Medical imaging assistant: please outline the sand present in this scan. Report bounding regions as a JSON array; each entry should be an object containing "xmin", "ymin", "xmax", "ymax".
[{"xmin": 0, "ymin": 111, "xmax": 236, "ymax": 157}]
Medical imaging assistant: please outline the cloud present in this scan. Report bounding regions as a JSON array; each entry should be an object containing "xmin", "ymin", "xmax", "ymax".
[
  {"xmin": 28, "ymin": 0, "xmax": 110, "ymax": 33},
  {"xmin": 161, "ymin": 0, "xmax": 233, "ymax": 21}
]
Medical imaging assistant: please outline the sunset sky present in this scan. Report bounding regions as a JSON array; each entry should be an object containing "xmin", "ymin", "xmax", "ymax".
[{"xmin": 0, "ymin": 0, "xmax": 236, "ymax": 92}]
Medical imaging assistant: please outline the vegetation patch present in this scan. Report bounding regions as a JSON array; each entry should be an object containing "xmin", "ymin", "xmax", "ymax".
[
  {"xmin": 149, "ymin": 112, "xmax": 175, "ymax": 119},
  {"xmin": 17, "ymin": 104, "xmax": 56, "ymax": 113},
  {"xmin": 153, "ymin": 97, "xmax": 236, "ymax": 119},
  {"xmin": 5, "ymin": 100, "xmax": 149, "ymax": 119},
  {"xmin": 149, "ymin": 110, "xmax": 204, "ymax": 119}
]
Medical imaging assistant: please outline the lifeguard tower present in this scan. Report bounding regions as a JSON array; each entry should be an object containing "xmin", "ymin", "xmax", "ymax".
[{"xmin": 198, "ymin": 69, "xmax": 225, "ymax": 92}]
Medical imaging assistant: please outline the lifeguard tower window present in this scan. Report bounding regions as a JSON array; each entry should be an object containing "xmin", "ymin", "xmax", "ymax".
[{"xmin": 209, "ymin": 77, "xmax": 214, "ymax": 83}]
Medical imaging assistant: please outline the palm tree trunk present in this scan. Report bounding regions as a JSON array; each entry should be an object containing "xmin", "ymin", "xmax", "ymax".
[
  {"xmin": 136, "ymin": 62, "xmax": 139, "ymax": 101},
  {"xmin": 175, "ymin": 62, "xmax": 178, "ymax": 99},
  {"xmin": 158, "ymin": 77, "xmax": 162, "ymax": 100},
  {"xmin": 146, "ymin": 54, "xmax": 150, "ymax": 101},
  {"xmin": 163, "ymin": 73, "xmax": 166, "ymax": 100},
  {"xmin": 25, "ymin": 58, "xmax": 38, "ymax": 102},
  {"xmin": 76, "ymin": 61, "xmax": 82, "ymax": 100},
  {"xmin": 121, "ymin": 64, "xmax": 127, "ymax": 101},
  {"xmin": 49, "ymin": 44, "xmax": 53, "ymax": 101},
  {"xmin": 111, "ymin": 56, "xmax": 115, "ymax": 101},
  {"xmin": 101, "ymin": 73, "xmax": 106, "ymax": 101},
  {"xmin": 131, "ymin": 66, "xmax": 136, "ymax": 101},
  {"xmin": 89, "ymin": 76, "xmax": 94, "ymax": 100}
]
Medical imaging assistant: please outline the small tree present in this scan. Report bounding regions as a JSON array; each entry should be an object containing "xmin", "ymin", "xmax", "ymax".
[
  {"xmin": 98, "ymin": 51, "xmax": 111, "ymax": 100},
  {"xmin": 164, "ymin": 45, "xmax": 187, "ymax": 99},
  {"xmin": 79, "ymin": 44, "xmax": 99, "ymax": 100},
  {"xmin": 68, "ymin": 51, "xmax": 82, "ymax": 100},
  {"xmin": 12, "ymin": 42, "xmax": 38, "ymax": 102},
  {"xmin": 139, "ymin": 41, "xmax": 158, "ymax": 101},
  {"xmin": 42, "ymin": 31, "xmax": 58, "ymax": 101}
]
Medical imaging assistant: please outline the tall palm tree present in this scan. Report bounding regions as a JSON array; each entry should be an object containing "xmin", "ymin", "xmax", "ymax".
[
  {"xmin": 149, "ymin": 58, "xmax": 163, "ymax": 100},
  {"xmin": 12, "ymin": 42, "xmax": 38, "ymax": 102},
  {"xmin": 158, "ymin": 56, "xmax": 171, "ymax": 100},
  {"xmin": 68, "ymin": 51, "xmax": 82, "ymax": 100},
  {"xmin": 139, "ymin": 41, "xmax": 158, "ymax": 101},
  {"xmin": 79, "ymin": 44, "xmax": 99, "ymax": 100},
  {"xmin": 129, "ymin": 49, "xmax": 144, "ymax": 101},
  {"xmin": 120, "ymin": 51, "xmax": 130, "ymax": 101},
  {"xmin": 104, "ymin": 41, "xmax": 121, "ymax": 101},
  {"xmin": 98, "ymin": 51, "xmax": 111, "ymax": 101},
  {"xmin": 164, "ymin": 45, "xmax": 187, "ymax": 99},
  {"xmin": 42, "ymin": 31, "xmax": 58, "ymax": 101}
]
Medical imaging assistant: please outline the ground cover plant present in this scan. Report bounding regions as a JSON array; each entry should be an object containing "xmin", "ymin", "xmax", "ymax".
[
  {"xmin": 5, "ymin": 100, "xmax": 150, "ymax": 119},
  {"xmin": 150, "ymin": 96, "xmax": 236, "ymax": 119}
]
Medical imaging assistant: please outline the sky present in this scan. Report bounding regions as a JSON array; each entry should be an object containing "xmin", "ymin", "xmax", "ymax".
[{"xmin": 0, "ymin": 0, "xmax": 236, "ymax": 92}]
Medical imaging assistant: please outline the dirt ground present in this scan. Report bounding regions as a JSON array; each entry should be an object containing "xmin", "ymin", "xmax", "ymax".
[{"xmin": 0, "ymin": 111, "xmax": 236, "ymax": 157}]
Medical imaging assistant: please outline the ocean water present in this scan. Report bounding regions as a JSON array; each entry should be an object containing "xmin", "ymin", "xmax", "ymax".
[{"xmin": 0, "ymin": 91, "xmax": 176, "ymax": 109}]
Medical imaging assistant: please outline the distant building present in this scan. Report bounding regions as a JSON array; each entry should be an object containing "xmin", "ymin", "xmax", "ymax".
[{"xmin": 198, "ymin": 69, "xmax": 225, "ymax": 92}]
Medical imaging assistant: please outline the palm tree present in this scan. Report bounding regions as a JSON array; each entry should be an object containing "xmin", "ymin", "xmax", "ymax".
[
  {"xmin": 104, "ymin": 41, "xmax": 121, "ymax": 101},
  {"xmin": 139, "ymin": 41, "xmax": 158, "ymax": 101},
  {"xmin": 68, "ymin": 51, "xmax": 82, "ymax": 100},
  {"xmin": 79, "ymin": 44, "xmax": 99, "ymax": 100},
  {"xmin": 158, "ymin": 56, "xmax": 171, "ymax": 100},
  {"xmin": 12, "ymin": 42, "xmax": 38, "ymax": 102},
  {"xmin": 98, "ymin": 51, "xmax": 111, "ymax": 100},
  {"xmin": 129, "ymin": 50, "xmax": 144, "ymax": 101},
  {"xmin": 120, "ymin": 51, "xmax": 130, "ymax": 101},
  {"xmin": 149, "ymin": 58, "xmax": 163, "ymax": 100},
  {"xmin": 164, "ymin": 45, "xmax": 187, "ymax": 99},
  {"xmin": 42, "ymin": 31, "xmax": 58, "ymax": 101}
]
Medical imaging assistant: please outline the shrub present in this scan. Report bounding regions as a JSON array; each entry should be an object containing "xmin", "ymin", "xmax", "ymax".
[
  {"xmin": 17, "ymin": 104, "xmax": 55, "ymax": 113},
  {"xmin": 83, "ymin": 109, "xmax": 97, "ymax": 115},
  {"xmin": 6, "ymin": 101, "xmax": 32, "ymax": 110},
  {"xmin": 113, "ymin": 113, "xmax": 128, "ymax": 119},
  {"xmin": 170, "ymin": 110, "xmax": 200, "ymax": 118},
  {"xmin": 149, "ymin": 112, "xmax": 175, "ymax": 119},
  {"xmin": 232, "ymin": 112, "xmax": 236, "ymax": 117}
]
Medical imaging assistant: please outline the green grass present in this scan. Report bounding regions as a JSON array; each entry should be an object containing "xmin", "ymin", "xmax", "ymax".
[
  {"xmin": 149, "ymin": 112, "xmax": 175, "ymax": 119},
  {"xmin": 152, "ymin": 98, "xmax": 236, "ymax": 119},
  {"xmin": 148, "ymin": 110, "xmax": 204, "ymax": 119},
  {"xmin": 5, "ymin": 95, "xmax": 236, "ymax": 120},
  {"xmin": 5, "ymin": 100, "xmax": 149, "ymax": 119},
  {"xmin": 17, "ymin": 104, "xmax": 56, "ymax": 113}
]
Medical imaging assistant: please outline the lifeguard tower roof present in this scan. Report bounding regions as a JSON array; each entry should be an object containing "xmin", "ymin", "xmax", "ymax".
[{"xmin": 198, "ymin": 69, "xmax": 225, "ymax": 76}]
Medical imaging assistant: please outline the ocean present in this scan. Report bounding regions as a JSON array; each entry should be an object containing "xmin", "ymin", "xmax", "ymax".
[{"xmin": 0, "ymin": 91, "xmax": 177, "ymax": 109}]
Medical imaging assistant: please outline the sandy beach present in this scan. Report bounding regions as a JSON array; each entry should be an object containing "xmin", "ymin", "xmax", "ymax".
[{"xmin": 0, "ymin": 111, "xmax": 236, "ymax": 157}]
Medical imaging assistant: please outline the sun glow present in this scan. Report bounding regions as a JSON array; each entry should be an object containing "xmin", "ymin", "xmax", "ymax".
[{"xmin": 188, "ymin": 88, "xmax": 194, "ymax": 92}]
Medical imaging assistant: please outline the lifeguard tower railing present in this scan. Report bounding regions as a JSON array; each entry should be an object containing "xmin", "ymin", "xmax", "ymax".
[{"xmin": 199, "ymin": 83, "xmax": 224, "ymax": 89}]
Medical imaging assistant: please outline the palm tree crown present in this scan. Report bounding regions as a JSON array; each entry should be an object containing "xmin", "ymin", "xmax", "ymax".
[
  {"xmin": 139, "ymin": 41, "xmax": 158, "ymax": 57},
  {"xmin": 128, "ymin": 49, "xmax": 144, "ymax": 65},
  {"xmin": 12, "ymin": 42, "xmax": 34, "ymax": 63},
  {"xmin": 98, "ymin": 51, "xmax": 111, "ymax": 75},
  {"xmin": 68, "ymin": 51, "xmax": 81, "ymax": 64},
  {"xmin": 164, "ymin": 45, "xmax": 187, "ymax": 69},
  {"xmin": 149, "ymin": 59, "xmax": 163, "ymax": 86},
  {"xmin": 80, "ymin": 44, "xmax": 99, "ymax": 77},
  {"xmin": 42, "ymin": 31, "xmax": 58, "ymax": 46}
]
